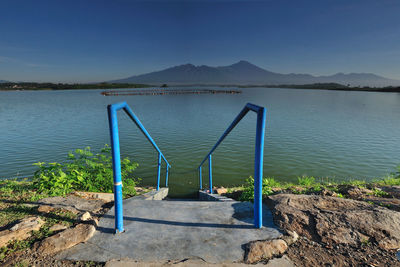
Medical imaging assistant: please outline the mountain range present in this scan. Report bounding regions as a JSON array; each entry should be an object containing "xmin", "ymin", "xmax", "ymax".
[{"xmin": 110, "ymin": 61, "xmax": 399, "ymax": 87}]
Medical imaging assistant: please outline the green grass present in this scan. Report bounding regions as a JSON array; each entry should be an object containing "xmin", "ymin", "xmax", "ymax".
[
  {"xmin": 233, "ymin": 163, "xmax": 400, "ymax": 202},
  {"xmin": 0, "ymin": 145, "xmax": 142, "ymax": 262}
]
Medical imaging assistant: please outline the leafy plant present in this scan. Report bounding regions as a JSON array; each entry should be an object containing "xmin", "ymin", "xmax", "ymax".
[
  {"xmin": 297, "ymin": 176, "xmax": 315, "ymax": 186},
  {"xmin": 370, "ymin": 188, "xmax": 389, "ymax": 198},
  {"xmin": 32, "ymin": 145, "xmax": 139, "ymax": 197},
  {"xmin": 239, "ymin": 176, "xmax": 278, "ymax": 201}
]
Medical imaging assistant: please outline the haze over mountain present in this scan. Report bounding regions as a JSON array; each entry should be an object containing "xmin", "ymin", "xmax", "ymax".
[{"xmin": 110, "ymin": 61, "xmax": 399, "ymax": 87}]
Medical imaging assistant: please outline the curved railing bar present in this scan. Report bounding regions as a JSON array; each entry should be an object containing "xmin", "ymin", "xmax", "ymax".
[
  {"xmin": 197, "ymin": 103, "xmax": 266, "ymax": 228},
  {"xmin": 107, "ymin": 101, "xmax": 171, "ymax": 233}
]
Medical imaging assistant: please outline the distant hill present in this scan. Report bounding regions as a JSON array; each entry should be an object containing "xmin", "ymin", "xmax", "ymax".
[
  {"xmin": 0, "ymin": 80, "xmax": 9, "ymax": 83},
  {"xmin": 110, "ymin": 61, "xmax": 400, "ymax": 87}
]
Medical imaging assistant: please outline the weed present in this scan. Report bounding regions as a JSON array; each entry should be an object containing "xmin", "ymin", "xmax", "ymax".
[
  {"xmin": 32, "ymin": 145, "xmax": 139, "ymax": 197},
  {"xmin": 297, "ymin": 176, "xmax": 315, "ymax": 186}
]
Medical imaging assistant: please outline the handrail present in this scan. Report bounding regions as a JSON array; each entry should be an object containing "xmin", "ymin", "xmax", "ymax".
[
  {"xmin": 107, "ymin": 102, "xmax": 171, "ymax": 233},
  {"xmin": 198, "ymin": 103, "xmax": 266, "ymax": 228}
]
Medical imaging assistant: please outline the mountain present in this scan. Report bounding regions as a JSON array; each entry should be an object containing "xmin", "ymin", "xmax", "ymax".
[
  {"xmin": 0, "ymin": 80, "xmax": 9, "ymax": 83},
  {"xmin": 110, "ymin": 61, "xmax": 400, "ymax": 87}
]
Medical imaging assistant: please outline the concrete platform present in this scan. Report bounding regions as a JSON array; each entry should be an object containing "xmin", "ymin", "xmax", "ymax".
[{"xmin": 57, "ymin": 198, "xmax": 282, "ymax": 263}]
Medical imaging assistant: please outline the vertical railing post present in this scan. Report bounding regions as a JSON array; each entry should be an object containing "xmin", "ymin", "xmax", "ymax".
[
  {"xmin": 199, "ymin": 166, "xmax": 202, "ymax": 190},
  {"xmin": 165, "ymin": 165, "xmax": 169, "ymax": 187},
  {"xmin": 208, "ymin": 154, "xmax": 213, "ymax": 193},
  {"xmin": 107, "ymin": 105, "xmax": 124, "ymax": 233},
  {"xmin": 157, "ymin": 152, "xmax": 161, "ymax": 191},
  {"xmin": 254, "ymin": 107, "xmax": 266, "ymax": 228}
]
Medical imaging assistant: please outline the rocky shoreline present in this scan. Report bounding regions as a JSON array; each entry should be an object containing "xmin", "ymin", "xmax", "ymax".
[
  {"xmin": 222, "ymin": 184, "xmax": 400, "ymax": 266},
  {"xmin": 0, "ymin": 186, "xmax": 153, "ymax": 266},
  {"xmin": 2, "ymin": 181, "xmax": 400, "ymax": 266}
]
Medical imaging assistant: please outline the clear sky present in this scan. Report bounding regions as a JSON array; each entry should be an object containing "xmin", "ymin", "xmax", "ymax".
[{"xmin": 0, "ymin": 0, "xmax": 399, "ymax": 83}]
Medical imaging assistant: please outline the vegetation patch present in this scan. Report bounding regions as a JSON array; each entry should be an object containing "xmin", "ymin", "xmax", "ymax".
[
  {"xmin": 227, "ymin": 164, "xmax": 400, "ymax": 203},
  {"xmin": 33, "ymin": 145, "xmax": 139, "ymax": 197},
  {"xmin": 0, "ymin": 145, "xmax": 141, "ymax": 265}
]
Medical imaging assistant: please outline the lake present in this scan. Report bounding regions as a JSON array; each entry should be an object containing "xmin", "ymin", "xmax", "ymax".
[{"xmin": 1, "ymin": 87, "xmax": 400, "ymax": 197}]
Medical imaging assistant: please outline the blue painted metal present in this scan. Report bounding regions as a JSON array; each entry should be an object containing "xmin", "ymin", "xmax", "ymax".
[
  {"xmin": 107, "ymin": 105, "xmax": 124, "ymax": 233},
  {"xmin": 199, "ymin": 166, "xmax": 202, "ymax": 189},
  {"xmin": 254, "ymin": 107, "xmax": 266, "ymax": 228},
  {"xmin": 208, "ymin": 155, "xmax": 212, "ymax": 193},
  {"xmin": 197, "ymin": 103, "xmax": 267, "ymax": 228},
  {"xmin": 165, "ymin": 165, "xmax": 169, "ymax": 187},
  {"xmin": 157, "ymin": 152, "xmax": 161, "ymax": 191},
  {"xmin": 107, "ymin": 102, "xmax": 171, "ymax": 233}
]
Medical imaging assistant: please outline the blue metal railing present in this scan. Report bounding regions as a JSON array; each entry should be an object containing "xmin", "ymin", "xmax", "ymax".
[
  {"xmin": 198, "ymin": 103, "xmax": 267, "ymax": 228},
  {"xmin": 107, "ymin": 102, "xmax": 171, "ymax": 233}
]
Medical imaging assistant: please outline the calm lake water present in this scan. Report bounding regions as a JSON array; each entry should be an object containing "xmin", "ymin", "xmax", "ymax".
[{"xmin": 1, "ymin": 88, "xmax": 400, "ymax": 197}]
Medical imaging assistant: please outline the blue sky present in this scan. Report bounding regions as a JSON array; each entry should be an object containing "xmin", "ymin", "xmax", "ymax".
[{"xmin": 0, "ymin": 0, "xmax": 399, "ymax": 83}]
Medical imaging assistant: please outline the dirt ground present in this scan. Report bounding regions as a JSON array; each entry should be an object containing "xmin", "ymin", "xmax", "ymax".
[{"xmin": 286, "ymin": 236, "xmax": 400, "ymax": 267}]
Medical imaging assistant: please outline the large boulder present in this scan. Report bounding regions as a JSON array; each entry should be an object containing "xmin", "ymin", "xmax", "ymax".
[
  {"xmin": 0, "ymin": 216, "xmax": 45, "ymax": 247},
  {"xmin": 36, "ymin": 195, "xmax": 106, "ymax": 214},
  {"xmin": 36, "ymin": 223, "xmax": 95, "ymax": 254},
  {"xmin": 245, "ymin": 239, "xmax": 288, "ymax": 264},
  {"xmin": 266, "ymin": 194, "xmax": 400, "ymax": 250}
]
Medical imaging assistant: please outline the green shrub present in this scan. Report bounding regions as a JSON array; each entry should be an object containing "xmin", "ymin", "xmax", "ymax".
[
  {"xmin": 297, "ymin": 176, "xmax": 315, "ymax": 186},
  {"xmin": 32, "ymin": 145, "xmax": 139, "ymax": 197},
  {"xmin": 239, "ymin": 176, "xmax": 277, "ymax": 201}
]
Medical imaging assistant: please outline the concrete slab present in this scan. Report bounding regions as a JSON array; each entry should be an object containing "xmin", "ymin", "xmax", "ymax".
[
  {"xmin": 198, "ymin": 191, "xmax": 235, "ymax": 202},
  {"xmin": 57, "ymin": 198, "xmax": 281, "ymax": 264},
  {"xmin": 104, "ymin": 256, "xmax": 295, "ymax": 267}
]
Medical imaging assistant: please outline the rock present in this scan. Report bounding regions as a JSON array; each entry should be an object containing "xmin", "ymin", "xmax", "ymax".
[
  {"xmin": 380, "ymin": 186, "xmax": 400, "ymax": 199},
  {"xmin": 36, "ymin": 195, "xmax": 106, "ymax": 214},
  {"xmin": 0, "ymin": 216, "xmax": 45, "ymax": 247},
  {"xmin": 337, "ymin": 185, "xmax": 372, "ymax": 199},
  {"xmin": 216, "ymin": 187, "xmax": 228, "ymax": 195},
  {"xmin": 80, "ymin": 211, "xmax": 92, "ymax": 221},
  {"xmin": 245, "ymin": 239, "xmax": 288, "ymax": 264},
  {"xmin": 265, "ymin": 255, "xmax": 296, "ymax": 267},
  {"xmin": 362, "ymin": 196, "xmax": 400, "ymax": 212},
  {"xmin": 21, "ymin": 203, "xmax": 39, "ymax": 208},
  {"xmin": 37, "ymin": 223, "xmax": 95, "ymax": 254},
  {"xmin": 49, "ymin": 224, "xmax": 68, "ymax": 232},
  {"xmin": 282, "ymin": 230, "xmax": 299, "ymax": 246},
  {"xmin": 267, "ymin": 194, "xmax": 400, "ymax": 250},
  {"xmin": 74, "ymin": 191, "xmax": 114, "ymax": 202},
  {"xmin": 320, "ymin": 188, "xmax": 337, "ymax": 197},
  {"xmin": 38, "ymin": 205, "xmax": 55, "ymax": 213}
]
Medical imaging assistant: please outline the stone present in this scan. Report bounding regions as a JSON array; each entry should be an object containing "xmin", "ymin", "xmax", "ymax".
[
  {"xmin": 380, "ymin": 186, "xmax": 400, "ymax": 198},
  {"xmin": 320, "ymin": 188, "xmax": 337, "ymax": 197},
  {"xmin": 38, "ymin": 205, "xmax": 55, "ymax": 213},
  {"xmin": 282, "ymin": 230, "xmax": 299, "ymax": 246},
  {"xmin": 245, "ymin": 239, "xmax": 288, "ymax": 264},
  {"xmin": 21, "ymin": 203, "xmax": 39, "ymax": 208},
  {"xmin": 337, "ymin": 185, "xmax": 372, "ymax": 199},
  {"xmin": 0, "ymin": 216, "xmax": 45, "ymax": 247},
  {"xmin": 80, "ymin": 211, "xmax": 91, "ymax": 221},
  {"xmin": 37, "ymin": 223, "xmax": 95, "ymax": 254},
  {"xmin": 267, "ymin": 194, "xmax": 400, "ymax": 250},
  {"xmin": 49, "ymin": 224, "xmax": 68, "ymax": 232},
  {"xmin": 216, "ymin": 187, "xmax": 228, "ymax": 195},
  {"xmin": 74, "ymin": 191, "xmax": 114, "ymax": 202},
  {"xmin": 265, "ymin": 255, "xmax": 296, "ymax": 267},
  {"xmin": 36, "ymin": 195, "xmax": 106, "ymax": 214}
]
